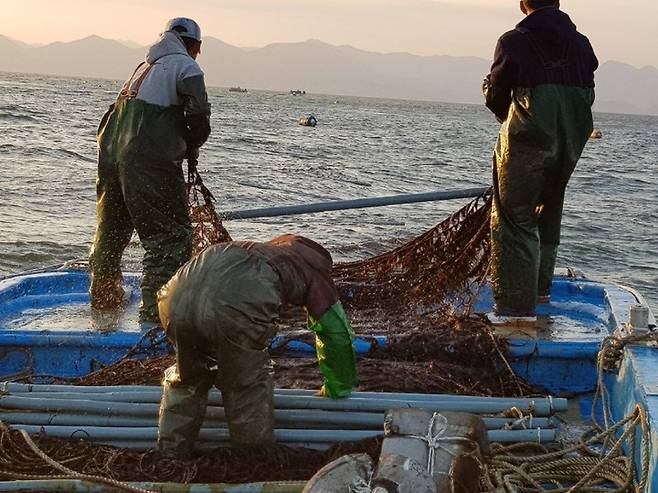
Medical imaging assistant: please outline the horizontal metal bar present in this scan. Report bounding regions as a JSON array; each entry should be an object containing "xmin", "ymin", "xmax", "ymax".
[
  {"xmin": 2, "ymin": 384, "xmax": 566, "ymax": 413},
  {"xmin": 95, "ymin": 440, "xmax": 334, "ymax": 451},
  {"xmin": 220, "ymin": 187, "xmax": 489, "ymax": 220},
  {"xmin": 0, "ymin": 412, "xmax": 554, "ymax": 430},
  {"xmin": 273, "ymin": 390, "xmax": 567, "ymax": 412},
  {"xmin": 11, "ymin": 390, "xmax": 566, "ymax": 410},
  {"xmin": 0, "ymin": 393, "xmax": 558, "ymax": 416},
  {"xmin": 10, "ymin": 424, "xmax": 555, "ymax": 444},
  {"xmin": 10, "ymin": 424, "xmax": 377, "ymax": 442},
  {"xmin": 0, "ymin": 408, "xmax": 382, "ymax": 429}
]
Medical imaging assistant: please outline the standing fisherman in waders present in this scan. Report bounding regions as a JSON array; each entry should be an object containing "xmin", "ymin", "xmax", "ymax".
[
  {"xmin": 483, "ymin": 0, "xmax": 598, "ymax": 324},
  {"xmin": 156, "ymin": 234, "xmax": 358, "ymax": 452},
  {"xmin": 89, "ymin": 18, "xmax": 211, "ymax": 324}
]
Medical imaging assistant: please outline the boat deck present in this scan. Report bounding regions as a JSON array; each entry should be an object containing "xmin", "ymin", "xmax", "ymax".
[{"xmin": 0, "ymin": 267, "xmax": 656, "ymax": 489}]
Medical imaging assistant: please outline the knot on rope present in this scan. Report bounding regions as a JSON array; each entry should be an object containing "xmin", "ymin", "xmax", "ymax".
[
  {"xmin": 598, "ymin": 331, "xmax": 658, "ymax": 372},
  {"xmin": 504, "ymin": 407, "xmax": 533, "ymax": 430},
  {"xmin": 349, "ymin": 473, "xmax": 374, "ymax": 493},
  {"xmin": 405, "ymin": 412, "xmax": 480, "ymax": 476}
]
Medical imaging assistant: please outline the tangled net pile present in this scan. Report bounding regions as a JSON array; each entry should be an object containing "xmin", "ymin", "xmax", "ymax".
[
  {"xmin": 0, "ymin": 420, "xmax": 382, "ymax": 484},
  {"xmin": 334, "ymin": 188, "xmax": 492, "ymax": 317},
  {"xmin": 56, "ymin": 317, "xmax": 531, "ymax": 397}
]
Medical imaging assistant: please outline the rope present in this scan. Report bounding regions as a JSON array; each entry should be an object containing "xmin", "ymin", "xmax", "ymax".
[
  {"xmin": 347, "ymin": 412, "xmax": 483, "ymax": 490},
  {"xmin": 350, "ymin": 471, "xmax": 374, "ymax": 493},
  {"xmin": 402, "ymin": 412, "xmax": 482, "ymax": 476},
  {"xmin": 505, "ymin": 407, "xmax": 534, "ymax": 430},
  {"xmin": 483, "ymin": 330, "xmax": 656, "ymax": 492},
  {"xmin": 12, "ymin": 428, "xmax": 154, "ymax": 493},
  {"xmin": 593, "ymin": 331, "xmax": 658, "ymax": 431}
]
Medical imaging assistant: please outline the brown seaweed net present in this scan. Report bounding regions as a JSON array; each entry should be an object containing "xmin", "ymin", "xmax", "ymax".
[
  {"xmin": 0, "ymin": 420, "xmax": 382, "ymax": 484},
  {"xmin": 55, "ymin": 318, "xmax": 531, "ymax": 398},
  {"xmin": 189, "ymin": 167, "xmax": 493, "ymax": 318},
  {"xmin": 334, "ymin": 188, "xmax": 492, "ymax": 317},
  {"xmin": 187, "ymin": 163, "xmax": 232, "ymax": 254}
]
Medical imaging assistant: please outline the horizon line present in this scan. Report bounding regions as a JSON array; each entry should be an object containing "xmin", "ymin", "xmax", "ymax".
[
  {"xmin": 3, "ymin": 33, "xmax": 657, "ymax": 71},
  {"xmin": 1, "ymin": 69, "xmax": 656, "ymax": 119}
]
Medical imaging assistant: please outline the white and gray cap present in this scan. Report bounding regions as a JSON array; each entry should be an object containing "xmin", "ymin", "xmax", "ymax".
[{"xmin": 164, "ymin": 17, "xmax": 202, "ymax": 42}]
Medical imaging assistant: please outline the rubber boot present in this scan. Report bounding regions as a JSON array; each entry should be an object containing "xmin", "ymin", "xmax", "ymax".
[{"xmin": 157, "ymin": 365, "xmax": 213, "ymax": 455}]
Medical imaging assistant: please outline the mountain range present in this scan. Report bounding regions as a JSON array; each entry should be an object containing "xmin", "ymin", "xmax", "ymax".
[{"xmin": 1, "ymin": 34, "xmax": 657, "ymax": 116}]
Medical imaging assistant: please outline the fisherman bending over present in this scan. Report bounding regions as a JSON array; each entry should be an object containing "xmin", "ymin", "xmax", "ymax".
[
  {"xmin": 483, "ymin": 0, "xmax": 598, "ymax": 323},
  {"xmin": 156, "ymin": 234, "xmax": 358, "ymax": 452},
  {"xmin": 89, "ymin": 18, "xmax": 211, "ymax": 324}
]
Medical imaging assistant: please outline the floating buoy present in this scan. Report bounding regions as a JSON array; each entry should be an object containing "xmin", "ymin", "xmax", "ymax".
[
  {"xmin": 299, "ymin": 115, "xmax": 317, "ymax": 127},
  {"xmin": 590, "ymin": 129, "xmax": 603, "ymax": 139}
]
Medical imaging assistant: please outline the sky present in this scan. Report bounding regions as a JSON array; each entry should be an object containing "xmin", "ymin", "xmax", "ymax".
[{"xmin": 3, "ymin": 0, "xmax": 657, "ymax": 68}]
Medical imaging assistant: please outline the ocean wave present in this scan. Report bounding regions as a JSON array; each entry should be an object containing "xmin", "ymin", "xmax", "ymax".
[
  {"xmin": 335, "ymin": 174, "xmax": 373, "ymax": 187},
  {"xmin": 236, "ymin": 180, "xmax": 277, "ymax": 191},
  {"xmin": 0, "ymin": 104, "xmax": 40, "ymax": 113},
  {"xmin": 57, "ymin": 148, "xmax": 96, "ymax": 163},
  {"xmin": 0, "ymin": 113, "xmax": 40, "ymax": 123}
]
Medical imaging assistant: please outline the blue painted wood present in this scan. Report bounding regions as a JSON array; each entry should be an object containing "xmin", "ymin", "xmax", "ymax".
[{"xmin": 607, "ymin": 347, "xmax": 658, "ymax": 490}]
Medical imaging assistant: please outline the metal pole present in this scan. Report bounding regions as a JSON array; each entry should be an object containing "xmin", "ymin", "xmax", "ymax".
[
  {"xmin": 3, "ymin": 385, "xmax": 566, "ymax": 413},
  {"xmin": 0, "ymin": 393, "xmax": 559, "ymax": 417},
  {"xmin": 0, "ymin": 412, "xmax": 554, "ymax": 430},
  {"xmin": 220, "ymin": 187, "xmax": 489, "ymax": 220},
  {"xmin": 9, "ymin": 424, "xmax": 555, "ymax": 444},
  {"xmin": 10, "ymin": 389, "xmax": 565, "ymax": 411}
]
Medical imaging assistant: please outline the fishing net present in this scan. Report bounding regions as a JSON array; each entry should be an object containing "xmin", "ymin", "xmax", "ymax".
[
  {"xmin": 333, "ymin": 188, "xmax": 493, "ymax": 317},
  {"xmin": 0, "ymin": 420, "xmax": 382, "ymax": 484},
  {"xmin": 187, "ymin": 160, "xmax": 232, "ymax": 255},
  {"xmin": 188, "ymin": 165, "xmax": 492, "ymax": 318},
  {"xmin": 44, "ymin": 317, "xmax": 531, "ymax": 397}
]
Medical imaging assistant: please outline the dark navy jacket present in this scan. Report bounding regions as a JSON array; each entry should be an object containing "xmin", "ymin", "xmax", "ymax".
[{"xmin": 484, "ymin": 7, "xmax": 598, "ymax": 121}]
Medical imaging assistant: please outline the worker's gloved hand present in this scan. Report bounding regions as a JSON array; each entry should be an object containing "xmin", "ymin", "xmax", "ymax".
[
  {"xmin": 187, "ymin": 146, "xmax": 199, "ymax": 161},
  {"xmin": 187, "ymin": 147, "xmax": 199, "ymax": 177}
]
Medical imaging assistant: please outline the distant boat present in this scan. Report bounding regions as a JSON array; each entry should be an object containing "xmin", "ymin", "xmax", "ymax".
[
  {"xmin": 290, "ymin": 89, "xmax": 306, "ymax": 96},
  {"xmin": 229, "ymin": 86, "xmax": 248, "ymax": 93},
  {"xmin": 590, "ymin": 129, "xmax": 603, "ymax": 139}
]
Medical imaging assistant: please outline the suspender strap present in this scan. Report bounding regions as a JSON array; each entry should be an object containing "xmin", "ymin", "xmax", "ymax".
[{"xmin": 118, "ymin": 62, "xmax": 155, "ymax": 100}]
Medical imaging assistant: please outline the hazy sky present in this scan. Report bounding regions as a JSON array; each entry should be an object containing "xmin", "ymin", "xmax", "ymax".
[{"xmin": 3, "ymin": 0, "xmax": 657, "ymax": 67}]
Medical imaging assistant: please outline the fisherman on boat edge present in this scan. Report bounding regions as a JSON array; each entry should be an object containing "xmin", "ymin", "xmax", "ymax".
[
  {"xmin": 483, "ymin": 0, "xmax": 598, "ymax": 325},
  {"xmin": 89, "ymin": 18, "xmax": 211, "ymax": 324}
]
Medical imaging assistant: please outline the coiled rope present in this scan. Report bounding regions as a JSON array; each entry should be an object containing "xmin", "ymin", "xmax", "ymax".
[{"xmin": 484, "ymin": 330, "xmax": 657, "ymax": 492}]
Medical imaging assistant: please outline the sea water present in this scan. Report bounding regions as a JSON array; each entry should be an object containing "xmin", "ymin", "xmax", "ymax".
[{"xmin": 1, "ymin": 72, "xmax": 656, "ymax": 311}]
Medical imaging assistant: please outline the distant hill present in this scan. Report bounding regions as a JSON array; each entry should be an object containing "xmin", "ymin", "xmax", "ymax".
[
  {"xmin": 1, "ymin": 35, "xmax": 657, "ymax": 116},
  {"xmin": 0, "ymin": 35, "xmax": 142, "ymax": 80}
]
